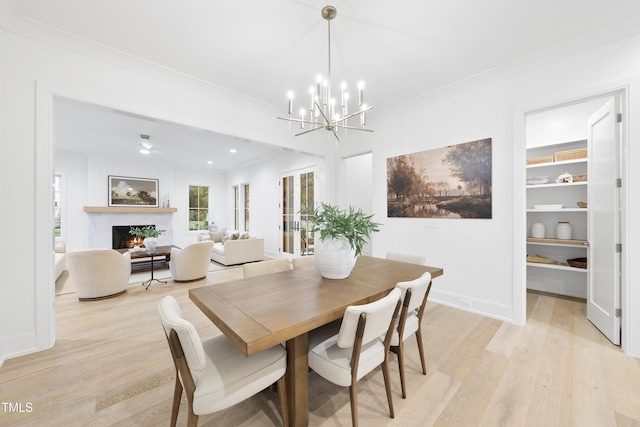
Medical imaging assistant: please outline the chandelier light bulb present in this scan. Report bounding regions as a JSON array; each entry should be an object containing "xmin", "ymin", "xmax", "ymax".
[{"xmin": 287, "ymin": 91, "xmax": 294, "ymax": 115}]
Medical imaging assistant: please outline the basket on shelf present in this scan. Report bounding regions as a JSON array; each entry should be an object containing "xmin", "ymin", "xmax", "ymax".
[
  {"xmin": 577, "ymin": 201, "xmax": 588, "ymax": 208},
  {"xmin": 526, "ymin": 156, "xmax": 553, "ymax": 165},
  {"xmin": 573, "ymin": 174, "xmax": 587, "ymax": 182},
  {"xmin": 567, "ymin": 257, "xmax": 587, "ymax": 269},
  {"xmin": 555, "ymin": 148, "xmax": 587, "ymax": 162}
]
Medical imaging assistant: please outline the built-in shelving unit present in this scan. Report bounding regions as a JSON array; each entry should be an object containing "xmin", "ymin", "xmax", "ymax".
[
  {"xmin": 83, "ymin": 206, "xmax": 177, "ymax": 213},
  {"xmin": 526, "ymin": 140, "xmax": 588, "ymax": 297}
]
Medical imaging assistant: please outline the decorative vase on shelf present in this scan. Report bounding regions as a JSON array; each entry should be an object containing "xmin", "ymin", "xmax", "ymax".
[
  {"xmin": 143, "ymin": 237, "xmax": 158, "ymax": 251},
  {"xmin": 531, "ymin": 223, "xmax": 545, "ymax": 238},
  {"xmin": 314, "ymin": 236, "xmax": 357, "ymax": 279},
  {"xmin": 556, "ymin": 222, "xmax": 572, "ymax": 240}
]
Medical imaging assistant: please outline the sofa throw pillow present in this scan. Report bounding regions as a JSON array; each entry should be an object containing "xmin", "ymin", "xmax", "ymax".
[
  {"xmin": 239, "ymin": 232, "xmax": 250, "ymax": 239},
  {"xmin": 230, "ymin": 232, "xmax": 240, "ymax": 240},
  {"xmin": 209, "ymin": 231, "xmax": 223, "ymax": 243}
]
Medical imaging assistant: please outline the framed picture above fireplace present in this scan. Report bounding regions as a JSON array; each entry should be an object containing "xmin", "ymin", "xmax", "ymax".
[{"xmin": 108, "ymin": 176, "xmax": 159, "ymax": 207}]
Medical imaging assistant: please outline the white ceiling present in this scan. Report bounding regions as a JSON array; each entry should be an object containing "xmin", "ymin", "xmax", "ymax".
[
  {"xmin": 53, "ymin": 97, "xmax": 284, "ymax": 171},
  {"xmin": 14, "ymin": 0, "xmax": 640, "ymax": 169}
]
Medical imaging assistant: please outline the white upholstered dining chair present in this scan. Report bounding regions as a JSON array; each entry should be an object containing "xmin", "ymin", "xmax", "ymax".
[
  {"xmin": 391, "ymin": 271, "xmax": 432, "ymax": 398},
  {"xmin": 242, "ymin": 258, "xmax": 291, "ymax": 278},
  {"xmin": 291, "ymin": 255, "xmax": 314, "ymax": 269},
  {"xmin": 157, "ymin": 295, "xmax": 288, "ymax": 427},
  {"xmin": 308, "ymin": 288, "xmax": 402, "ymax": 427}
]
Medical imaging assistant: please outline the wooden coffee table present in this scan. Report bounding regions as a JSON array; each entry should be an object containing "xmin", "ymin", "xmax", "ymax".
[{"xmin": 117, "ymin": 245, "xmax": 178, "ymax": 274}]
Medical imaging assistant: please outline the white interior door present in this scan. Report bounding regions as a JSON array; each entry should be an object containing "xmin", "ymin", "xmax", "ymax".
[{"xmin": 587, "ymin": 97, "xmax": 621, "ymax": 345}]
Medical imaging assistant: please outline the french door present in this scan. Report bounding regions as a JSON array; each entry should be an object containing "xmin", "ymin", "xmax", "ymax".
[{"xmin": 280, "ymin": 168, "xmax": 316, "ymax": 256}]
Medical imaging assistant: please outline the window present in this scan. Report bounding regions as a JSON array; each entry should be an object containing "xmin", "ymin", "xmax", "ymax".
[
  {"xmin": 233, "ymin": 184, "xmax": 250, "ymax": 232},
  {"xmin": 54, "ymin": 174, "xmax": 64, "ymax": 239},
  {"xmin": 188, "ymin": 185, "xmax": 209, "ymax": 231}
]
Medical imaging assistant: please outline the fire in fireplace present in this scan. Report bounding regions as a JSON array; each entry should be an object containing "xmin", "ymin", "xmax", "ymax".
[{"xmin": 112, "ymin": 225, "xmax": 155, "ymax": 249}]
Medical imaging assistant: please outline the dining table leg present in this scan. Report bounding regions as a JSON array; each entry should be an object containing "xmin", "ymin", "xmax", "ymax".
[{"xmin": 286, "ymin": 333, "xmax": 309, "ymax": 427}]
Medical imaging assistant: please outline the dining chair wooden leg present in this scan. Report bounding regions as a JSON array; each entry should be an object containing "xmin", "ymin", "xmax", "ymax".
[
  {"xmin": 382, "ymin": 357, "xmax": 395, "ymax": 419},
  {"xmin": 349, "ymin": 382, "xmax": 359, "ymax": 427},
  {"xmin": 186, "ymin": 410, "xmax": 199, "ymax": 427},
  {"xmin": 415, "ymin": 328, "xmax": 427, "ymax": 375},
  {"xmin": 396, "ymin": 340, "xmax": 407, "ymax": 399},
  {"xmin": 276, "ymin": 376, "xmax": 289, "ymax": 427},
  {"xmin": 170, "ymin": 374, "xmax": 182, "ymax": 427}
]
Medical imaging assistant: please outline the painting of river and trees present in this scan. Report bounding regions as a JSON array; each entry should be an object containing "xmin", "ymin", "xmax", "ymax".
[{"xmin": 387, "ymin": 138, "xmax": 492, "ymax": 218}]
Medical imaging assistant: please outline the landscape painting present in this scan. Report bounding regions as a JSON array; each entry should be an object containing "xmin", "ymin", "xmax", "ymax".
[
  {"xmin": 387, "ymin": 138, "xmax": 492, "ymax": 219},
  {"xmin": 108, "ymin": 176, "xmax": 159, "ymax": 207}
]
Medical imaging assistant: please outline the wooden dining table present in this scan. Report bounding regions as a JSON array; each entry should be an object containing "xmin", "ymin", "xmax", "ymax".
[{"xmin": 189, "ymin": 255, "xmax": 443, "ymax": 427}]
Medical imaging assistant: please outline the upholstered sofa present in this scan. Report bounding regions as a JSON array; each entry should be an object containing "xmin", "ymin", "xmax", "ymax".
[
  {"xmin": 55, "ymin": 243, "xmax": 66, "ymax": 280},
  {"xmin": 198, "ymin": 232, "xmax": 264, "ymax": 266}
]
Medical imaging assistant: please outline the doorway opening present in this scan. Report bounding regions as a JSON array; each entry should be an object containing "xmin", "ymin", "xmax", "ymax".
[{"xmin": 523, "ymin": 90, "xmax": 625, "ymax": 346}]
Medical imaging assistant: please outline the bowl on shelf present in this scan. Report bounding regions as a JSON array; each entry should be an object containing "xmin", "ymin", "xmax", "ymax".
[
  {"xmin": 526, "ymin": 176, "xmax": 549, "ymax": 185},
  {"xmin": 533, "ymin": 204, "xmax": 563, "ymax": 210},
  {"xmin": 567, "ymin": 257, "xmax": 587, "ymax": 269}
]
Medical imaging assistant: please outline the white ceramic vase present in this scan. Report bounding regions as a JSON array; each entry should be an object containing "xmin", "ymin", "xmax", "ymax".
[
  {"xmin": 314, "ymin": 236, "xmax": 357, "ymax": 279},
  {"xmin": 531, "ymin": 223, "xmax": 545, "ymax": 238},
  {"xmin": 143, "ymin": 237, "xmax": 158, "ymax": 251},
  {"xmin": 556, "ymin": 222, "xmax": 572, "ymax": 240}
]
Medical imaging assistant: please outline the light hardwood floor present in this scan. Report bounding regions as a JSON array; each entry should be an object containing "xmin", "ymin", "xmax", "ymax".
[{"xmin": 2, "ymin": 268, "xmax": 639, "ymax": 427}]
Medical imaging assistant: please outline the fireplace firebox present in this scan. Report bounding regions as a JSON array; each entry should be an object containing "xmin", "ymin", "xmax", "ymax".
[{"xmin": 112, "ymin": 225, "xmax": 155, "ymax": 249}]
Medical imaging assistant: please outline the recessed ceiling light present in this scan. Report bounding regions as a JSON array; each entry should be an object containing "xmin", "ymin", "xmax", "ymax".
[
  {"xmin": 230, "ymin": 149, "xmax": 237, "ymax": 154},
  {"xmin": 140, "ymin": 148, "xmax": 150, "ymax": 154},
  {"xmin": 207, "ymin": 160, "xmax": 213, "ymax": 164}
]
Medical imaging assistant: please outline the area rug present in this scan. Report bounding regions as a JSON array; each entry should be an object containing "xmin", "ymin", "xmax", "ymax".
[{"xmin": 55, "ymin": 261, "xmax": 229, "ymax": 296}]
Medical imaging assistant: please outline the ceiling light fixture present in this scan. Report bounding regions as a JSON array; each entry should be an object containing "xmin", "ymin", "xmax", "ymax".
[
  {"xmin": 139, "ymin": 134, "xmax": 152, "ymax": 154},
  {"xmin": 278, "ymin": 5, "xmax": 373, "ymax": 141}
]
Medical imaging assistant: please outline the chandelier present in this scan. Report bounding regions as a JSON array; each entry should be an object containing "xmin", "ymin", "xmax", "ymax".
[{"xmin": 278, "ymin": 5, "xmax": 373, "ymax": 141}]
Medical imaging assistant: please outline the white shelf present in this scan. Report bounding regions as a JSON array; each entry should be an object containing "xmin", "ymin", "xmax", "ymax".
[
  {"xmin": 527, "ymin": 262, "xmax": 588, "ymax": 272},
  {"xmin": 526, "ymin": 158, "xmax": 588, "ymax": 169},
  {"xmin": 526, "ymin": 181, "xmax": 587, "ymax": 189},
  {"xmin": 527, "ymin": 208, "xmax": 587, "ymax": 213},
  {"xmin": 527, "ymin": 238, "xmax": 588, "ymax": 247}
]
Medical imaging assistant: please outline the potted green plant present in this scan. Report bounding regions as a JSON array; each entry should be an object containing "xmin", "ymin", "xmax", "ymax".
[
  {"xmin": 303, "ymin": 203, "xmax": 381, "ymax": 279},
  {"xmin": 129, "ymin": 225, "xmax": 165, "ymax": 251}
]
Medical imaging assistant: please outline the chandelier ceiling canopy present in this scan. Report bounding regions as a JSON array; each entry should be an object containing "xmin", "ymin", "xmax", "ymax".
[{"xmin": 278, "ymin": 5, "xmax": 373, "ymax": 141}]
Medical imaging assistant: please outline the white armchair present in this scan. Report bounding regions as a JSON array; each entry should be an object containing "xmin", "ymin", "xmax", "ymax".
[
  {"xmin": 67, "ymin": 249, "xmax": 131, "ymax": 300},
  {"xmin": 169, "ymin": 241, "xmax": 214, "ymax": 282}
]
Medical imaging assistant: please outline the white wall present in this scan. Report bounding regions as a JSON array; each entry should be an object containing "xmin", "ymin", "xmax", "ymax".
[
  {"xmin": 525, "ymin": 98, "xmax": 609, "ymax": 148},
  {"xmin": 2, "ymin": 9, "xmax": 640, "ymax": 365},
  {"xmin": 337, "ymin": 32, "xmax": 640, "ymax": 355}
]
